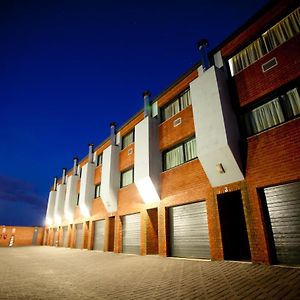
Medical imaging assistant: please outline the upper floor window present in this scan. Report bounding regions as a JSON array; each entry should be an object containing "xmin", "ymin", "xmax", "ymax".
[
  {"xmin": 229, "ymin": 7, "xmax": 300, "ymax": 76},
  {"xmin": 94, "ymin": 184, "xmax": 101, "ymax": 198},
  {"xmin": 161, "ymin": 89, "xmax": 191, "ymax": 122},
  {"xmin": 120, "ymin": 168, "xmax": 134, "ymax": 187},
  {"xmin": 244, "ymin": 85, "xmax": 300, "ymax": 136},
  {"xmin": 76, "ymin": 194, "xmax": 80, "ymax": 206},
  {"xmin": 122, "ymin": 130, "xmax": 134, "ymax": 149},
  {"xmin": 163, "ymin": 137, "xmax": 197, "ymax": 171},
  {"xmin": 96, "ymin": 153, "xmax": 103, "ymax": 166}
]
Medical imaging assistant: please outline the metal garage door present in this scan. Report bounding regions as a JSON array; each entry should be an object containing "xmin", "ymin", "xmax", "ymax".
[
  {"xmin": 169, "ymin": 201, "xmax": 210, "ymax": 259},
  {"xmin": 264, "ymin": 181, "xmax": 300, "ymax": 264},
  {"xmin": 93, "ymin": 220, "xmax": 105, "ymax": 251},
  {"xmin": 75, "ymin": 224, "xmax": 83, "ymax": 249},
  {"xmin": 122, "ymin": 213, "xmax": 140, "ymax": 255},
  {"xmin": 62, "ymin": 226, "xmax": 68, "ymax": 247},
  {"xmin": 52, "ymin": 228, "xmax": 57, "ymax": 246}
]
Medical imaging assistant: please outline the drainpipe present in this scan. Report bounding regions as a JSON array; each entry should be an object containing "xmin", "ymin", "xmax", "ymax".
[
  {"xmin": 53, "ymin": 177, "xmax": 58, "ymax": 191},
  {"xmin": 109, "ymin": 122, "xmax": 116, "ymax": 146},
  {"xmin": 143, "ymin": 90, "xmax": 151, "ymax": 118},
  {"xmin": 73, "ymin": 157, "xmax": 78, "ymax": 175},
  {"xmin": 197, "ymin": 39, "xmax": 210, "ymax": 71},
  {"xmin": 88, "ymin": 144, "xmax": 94, "ymax": 163},
  {"xmin": 62, "ymin": 168, "xmax": 67, "ymax": 184}
]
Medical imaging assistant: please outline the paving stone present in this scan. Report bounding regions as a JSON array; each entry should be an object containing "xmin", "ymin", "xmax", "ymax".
[{"xmin": 0, "ymin": 247, "xmax": 299, "ymax": 299}]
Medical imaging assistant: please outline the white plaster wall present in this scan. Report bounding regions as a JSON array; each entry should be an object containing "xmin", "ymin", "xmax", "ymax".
[
  {"xmin": 190, "ymin": 65, "xmax": 244, "ymax": 187},
  {"xmin": 53, "ymin": 183, "xmax": 66, "ymax": 222},
  {"xmin": 134, "ymin": 117, "xmax": 161, "ymax": 203},
  {"xmin": 45, "ymin": 190, "xmax": 56, "ymax": 224},
  {"xmin": 100, "ymin": 145, "xmax": 120, "ymax": 213},
  {"xmin": 79, "ymin": 162, "xmax": 95, "ymax": 216},
  {"xmin": 64, "ymin": 175, "xmax": 79, "ymax": 219}
]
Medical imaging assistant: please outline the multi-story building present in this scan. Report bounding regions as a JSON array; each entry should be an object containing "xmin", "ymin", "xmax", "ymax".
[{"xmin": 44, "ymin": 0, "xmax": 300, "ymax": 265}]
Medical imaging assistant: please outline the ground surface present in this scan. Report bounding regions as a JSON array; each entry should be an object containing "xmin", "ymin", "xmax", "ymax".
[{"xmin": 0, "ymin": 246, "xmax": 299, "ymax": 299}]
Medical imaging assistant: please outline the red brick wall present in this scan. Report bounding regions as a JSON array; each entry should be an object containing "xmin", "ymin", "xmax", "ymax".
[
  {"xmin": 0, "ymin": 226, "xmax": 44, "ymax": 247},
  {"xmin": 245, "ymin": 119, "xmax": 300, "ymax": 263},
  {"xmin": 221, "ymin": 0, "xmax": 297, "ymax": 58},
  {"xmin": 145, "ymin": 208, "xmax": 158, "ymax": 255},
  {"xmin": 94, "ymin": 166, "xmax": 102, "ymax": 185},
  {"xmin": 235, "ymin": 35, "xmax": 300, "ymax": 107},
  {"xmin": 119, "ymin": 144, "xmax": 134, "ymax": 171},
  {"xmin": 159, "ymin": 106, "xmax": 195, "ymax": 151}
]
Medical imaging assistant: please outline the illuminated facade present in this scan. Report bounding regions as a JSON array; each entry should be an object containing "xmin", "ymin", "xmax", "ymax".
[{"xmin": 44, "ymin": 0, "xmax": 300, "ymax": 265}]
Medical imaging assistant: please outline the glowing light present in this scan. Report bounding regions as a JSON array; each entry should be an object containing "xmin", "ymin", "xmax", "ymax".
[
  {"xmin": 46, "ymin": 217, "xmax": 53, "ymax": 226},
  {"xmin": 136, "ymin": 177, "xmax": 160, "ymax": 204},
  {"xmin": 54, "ymin": 214, "xmax": 62, "ymax": 225},
  {"xmin": 80, "ymin": 204, "xmax": 90, "ymax": 218},
  {"xmin": 65, "ymin": 211, "xmax": 74, "ymax": 222}
]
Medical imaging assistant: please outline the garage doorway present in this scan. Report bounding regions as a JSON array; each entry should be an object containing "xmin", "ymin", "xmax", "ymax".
[
  {"xmin": 262, "ymin": 181, "xmax": 300, "ymax": 265},
  {"xmin": 217, "ymin": 191, "xmax": 250, "ymax": 261},
  {"xmin": 108, "ymin": 216, "xmax": 115, "ymax": 252}
]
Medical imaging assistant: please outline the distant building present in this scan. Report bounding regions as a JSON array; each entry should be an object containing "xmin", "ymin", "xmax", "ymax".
[{"xmin": 44, "ymin": 0, "xmax": 300, "ymax": 265}]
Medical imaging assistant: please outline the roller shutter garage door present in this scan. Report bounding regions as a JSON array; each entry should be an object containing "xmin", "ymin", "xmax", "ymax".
[
  {"xmin": 93, "ymin": 220, "xmax": 105, "ymax": 251},
  {"xmin": 264, "ymin": 181, "xmax": 300, "ymax": 264},
  {"xmin": 62, "ymin": 226, "xmax": 68, "ymax": 247},
  {"xmin": 75, "ymin": 224, "xmax": 83, "ymax": 249},
  {"xmin": 52, "ymin": 228, "xmax": 57, "ymax": 246},
  {"xmin": 122, "ymin": 213, "xmax": 140, "ymax": 255},
  {"xmin": 169, "ymin": 201, "xmax": 210, "ymax": 259}
]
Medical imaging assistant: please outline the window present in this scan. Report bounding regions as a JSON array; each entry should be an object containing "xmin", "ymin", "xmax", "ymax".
[
  {"xmin": 94, "ymin": 184, "xmax": 101, "ymax": 198},
  {"xmin": 122, "ymin": 130, "xmax": 134, "ymax": 149},
  {"xmin": 161, "ymin": 89, "xmax": 191, "ymax": 122},
  {"xmin": 120, "ymin": 168, "xmax": 134, "ymax": 187},
  {"xmin": 79, "ymin": 168, "xmax": 82, "ymax": 178},
  {"xmin": 163, "ymin": 137, "xmax": 197, "ymax": 171},
  {"xmin": 76, "ymin": 194, "xmax": 80, "ymax": 206},
  {"xmin": 229, "ymin": 7, "xmax": 300, "ymax": 75},
  {"xmin": 96, "ymin": 153, "xmax": 103, "ymax": 166},
  {"xmin": 244, "ymin": 85, "xmax": 300, "ymax": 135}
]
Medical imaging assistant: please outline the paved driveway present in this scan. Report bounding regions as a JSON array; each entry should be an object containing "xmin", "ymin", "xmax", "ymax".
[{"xmin": 0, "ymin": 246, "xmax": 299, "ymax": 299}]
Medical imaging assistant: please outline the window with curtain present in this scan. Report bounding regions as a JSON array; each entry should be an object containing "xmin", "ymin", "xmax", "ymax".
[
  {"xmin": 96, "ymin": 153, "xmax": 103, "ymax": 166},
  {"xmin": 76, "ymin": 194, "xmax": 80, "ymax": 206},
  {"xmin": 229, "ymin": 7, "xmax": 300, "ymax": 76},
  {"xmin": 244, "ymin": 85, "xmax": 300, "ymax": 136},
  {"xmin": 121, "ymin": 168, "xmax": 134, "ymax": 187},
  {"xmin": 94, "ymin": 184, "xmax": 101, "ymax": 198},
  {"xmin": 161, "ymin": 89, "xmax": 191, "ymax": 122},
  {"xmin": 163, "ymin": 137, "xmax": 197, "ymax": 171},
  {"xmin": 122, "ymin": 130, "xmax": 134, "ymax": 149}
]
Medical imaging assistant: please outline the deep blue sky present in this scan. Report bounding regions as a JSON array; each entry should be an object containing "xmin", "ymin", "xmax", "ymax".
[{"xmin": 0, "ymin": 0, "xmax": 269, "ymax": 226}]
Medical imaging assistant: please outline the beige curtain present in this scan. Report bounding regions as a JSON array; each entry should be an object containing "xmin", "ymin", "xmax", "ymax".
[
  {"xmin": 184, "ymin": 138, "xmax": 197, "ymax": 161},
  {"xmin": 165, "ymin": 145, "xmax": 184, "ymax": 170},
  {"xmin": 180, "ymin": 90, "xmax": 191, "ymax": 109},
  {"xmin": 249, "ymin": 98, "xmax": 285, "ymax": 133},
  {"xmin": 284, "ymin": 87, "xmax": 300, "ymax": 117}
]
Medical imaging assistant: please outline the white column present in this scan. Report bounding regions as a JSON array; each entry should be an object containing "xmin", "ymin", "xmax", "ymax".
[
  {"xmin": 100, "ymin": 144, "xmax": 120, "ymax": 213},
  {"xmin": 45, "ymin": 190, "xmax": 57, "ymax": 226},
  {"xmin": 190, "ymin": 65, "xmax": 244, "ymax": 187},
  {"xmin": 78, "ymin": 162, "xmax": 95, "ymax": 217},
  {"xmin": 64, "ymin": 175, "xmax": 79, "ymax": 222},
  {"xmin": 134, "ymin": 116, "xmax": 161, "ymax": 203},
  {"xmin": 53, "ymin": 183, "xmax": 67, "ymax": 225}
]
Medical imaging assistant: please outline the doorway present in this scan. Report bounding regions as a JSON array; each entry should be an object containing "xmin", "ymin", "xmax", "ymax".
[
  {"xmin": 108, "ymin": 216, "xmax": 115, "ymax": 251},
  {"xmin": 217, "ymin": 191, "xmax": 250, "ymax": 261}
]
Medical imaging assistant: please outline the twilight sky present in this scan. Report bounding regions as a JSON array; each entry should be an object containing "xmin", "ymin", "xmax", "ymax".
[{"xmin": 0, "ymin": 0, "xmax": 269, "ymax": 226}]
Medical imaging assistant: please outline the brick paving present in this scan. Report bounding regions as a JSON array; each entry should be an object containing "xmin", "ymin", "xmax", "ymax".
[{"xmin": 0, "ymin": 246, "xmax": 299, "ymax": 300}]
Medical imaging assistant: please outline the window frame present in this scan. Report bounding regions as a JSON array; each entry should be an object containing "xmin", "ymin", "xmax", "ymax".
[
  {"xmin": 121, "ymin": 130, "xmax": 135, "ymax": 150},
  {"xmin": 96, "ymin": 153, "xmax": 103, "ymax": 167},
  {"xmin": 160, "ymin": 89, "xmax": 191, "ymax": 122},
  {"xmin": 120, "ymin": 168, "xmax": 134, "ymax": 188},
  {"xmin": 94, "ymin": 184, "xmax": 101, "ymax": 198},
  {"xmin": 162, "ymin": 136, "xmax": 197, "ymax": 171},
  {"xmin": 242, "ymin": 82, "xmax": 300, "ymax": 136}
]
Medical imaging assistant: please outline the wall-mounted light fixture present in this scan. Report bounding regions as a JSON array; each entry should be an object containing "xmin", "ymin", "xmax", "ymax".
[{"xmin": 216, "ymin": 163, "xmax": 225, "ymax": 174}]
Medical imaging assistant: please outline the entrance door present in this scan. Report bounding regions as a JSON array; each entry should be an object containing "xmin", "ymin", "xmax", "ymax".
[
  {"xmin": 62, "ymin": 226, "xmax": 68, "ymax": 247},
  {"xmin": 75, "ymin": 224, "xmax": 83, "ymax": 249},
  {"xmin": 217, "ymin": 191, "xmax": 250, "ymax": 260},
  {"xmin": 169, "ymin": 201, "xmax": 210, "ymax": 258},
  {"xmin": 108, "ymin": 217, "xmax": 115, "ymax": 251},
  {"xmin": 93, "ymin": 220, "xmax": 105, "ymax": 251},
  {"xmin": 263, "ymin": 181, "xmax": 300, "ymax": 264},
  {"xmin": 122, "ymin": 213, "xmax": 140, "ymax": 255}
]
